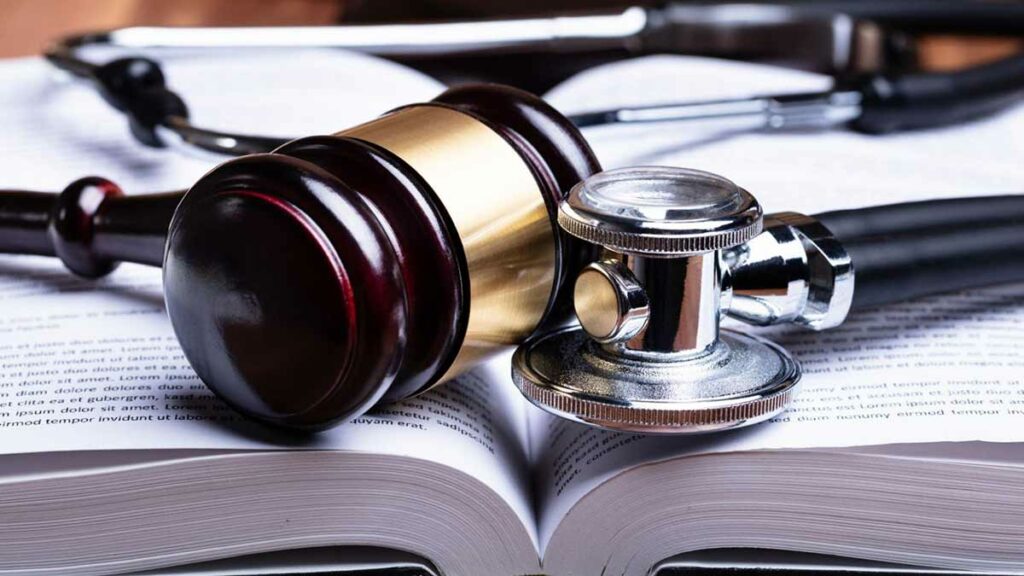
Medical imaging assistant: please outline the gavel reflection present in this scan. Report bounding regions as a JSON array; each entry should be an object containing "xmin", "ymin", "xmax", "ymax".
[{"xmin": 0, "ymin": 85, "xmax": 601, "ymax": 429}]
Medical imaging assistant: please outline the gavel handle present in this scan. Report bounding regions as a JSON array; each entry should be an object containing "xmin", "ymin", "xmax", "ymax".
[{"xmin": 0, "ymin": 177, "xmax": 183, "ymax": 277}]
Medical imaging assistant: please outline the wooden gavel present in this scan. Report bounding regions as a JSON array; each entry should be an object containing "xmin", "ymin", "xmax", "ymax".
[{"xmin": 0, "ymin": 85, "xmax": 601, "ymax": 430}]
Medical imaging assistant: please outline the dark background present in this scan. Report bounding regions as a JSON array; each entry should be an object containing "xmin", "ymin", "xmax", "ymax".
[{"xmin": 2, "ymin": 1, "xmax": 1020, "ymax": 74}]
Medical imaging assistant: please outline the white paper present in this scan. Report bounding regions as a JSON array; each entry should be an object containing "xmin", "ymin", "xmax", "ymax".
[
  {"xmin": 531, "ymin": 285, "xmax": 1024, "ymax": 546},
  {"xmin": 547, "ymin": 55, "xmax": 1024, "ymax": 214},
  {"xmin": 0, "ymin": 50, "xmax": 443, "ymax": 192},
  {"xmin": 0, "ymin": 255, "xmax": 538, "ymax": 542},
  {"xmin": 0, "ymin": 255, "xmax": 540, "ymax": 567}
]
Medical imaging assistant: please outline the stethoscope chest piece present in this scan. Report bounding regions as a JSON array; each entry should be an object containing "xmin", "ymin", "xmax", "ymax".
[
  {"xmin": 513, "ymin": 326, "xmax": 800, "ymax": 433},
  {"xmin": 512, "ymin": 167, "xmax": 801, "ymax": 433}
]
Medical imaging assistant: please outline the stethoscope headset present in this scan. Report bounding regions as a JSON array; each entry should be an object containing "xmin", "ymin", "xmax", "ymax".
[{"xmin": 2, "ymin": 0, "xmax": 1023, "ymax": 434}]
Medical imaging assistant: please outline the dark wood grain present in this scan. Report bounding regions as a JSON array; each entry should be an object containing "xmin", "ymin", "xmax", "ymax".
[
  {"xmin": 165, "ymin": 154, "xmax": 407, "ymax": 429},
  {"xmin": 275, "ymin": 136, "xmax": 466, "ymax": 400}
]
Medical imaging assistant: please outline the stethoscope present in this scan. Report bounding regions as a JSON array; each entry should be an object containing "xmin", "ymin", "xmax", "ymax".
[
  {"xmin": 45, "ymin": 0, "xmax": 1024, "ymax": 157},
  {"xmin": 2, "ymin": 3, "xmax": 1022, "ymax": 436}
]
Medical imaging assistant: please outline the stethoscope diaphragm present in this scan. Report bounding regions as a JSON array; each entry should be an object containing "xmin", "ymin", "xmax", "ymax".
[
  {"xmin": 513, "ymin": 325, "xmax": 799, "ymax": 433},
  {"xmin": 513, "ymin": 166, "xmax": 810, "ymax": 433}
]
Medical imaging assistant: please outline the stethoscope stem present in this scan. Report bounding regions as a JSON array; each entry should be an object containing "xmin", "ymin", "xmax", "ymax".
[
  {"xmin": 156, "ymin": 117, "xmax": 289, "ymax": 159},
  {"xmin": 157, "ymin": 89, "xmax": 868, "ymax": 160},
  {"xmin": 567, "ymin": 90, "xmax": 864, "ymax": 132}
]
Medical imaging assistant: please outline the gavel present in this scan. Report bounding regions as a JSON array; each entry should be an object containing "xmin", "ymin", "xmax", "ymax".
[
  {"xmin": 3, "ymin": 84, "xmax": 1024, "ymax": 434},
  {"xmin": 0, "ymin": 85, "xmax": 602, "ymax": 429}
]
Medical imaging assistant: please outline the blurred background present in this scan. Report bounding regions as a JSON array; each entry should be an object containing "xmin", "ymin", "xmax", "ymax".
[
  {"xmin": 3, "ymin": 0, "xmax": 1022, "ymax": 72},
  {"xmin": 4, "ymin": 0, "xmax": 629, "ymax": 58}
]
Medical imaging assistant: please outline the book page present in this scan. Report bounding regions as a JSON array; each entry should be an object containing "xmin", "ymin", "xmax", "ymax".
[
  {"xmin": 0, "ymin": 259, "xmax": 535, "ymax": 539},
  {"xmin": 534, "ymin": 55, "xmax": 1024, "ymax": 550},
  {"xmin": 546, "ymin": 55, "xmax": 1024, "ymax": 213},
  {"xmin": 1, "ymin": 50, "xmax": 443, "ymax": 192},
  {"xmin": 0, "ymin": 53, "xmax": 539, "ymax": 542},
  {"xmin": 532, "ymin": 285, "xmax": 1024, "ymax": 548}
]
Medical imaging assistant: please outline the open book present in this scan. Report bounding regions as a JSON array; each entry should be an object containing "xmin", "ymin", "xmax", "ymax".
[{"xmin": 1, "ymin": 49, "xmax": 1024, "ymax": 576}]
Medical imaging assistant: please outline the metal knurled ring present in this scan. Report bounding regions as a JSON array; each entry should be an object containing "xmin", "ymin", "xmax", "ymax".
[
  {"xmin": 557, "ymin": 208, "xmax": 763, "ymax": 255},
  {"xmin": 512, "ymin": 369, "xmax": 798, "ymax": 430}
]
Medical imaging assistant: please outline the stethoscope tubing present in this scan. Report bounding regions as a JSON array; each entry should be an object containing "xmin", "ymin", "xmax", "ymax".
[
  {"xmin": 816, "ymin": 196, "xmax": 1024, "ymax": 309},
  {"xmin": 41, "ymin": 1, "xmax": 1024, "ymax": 157}
]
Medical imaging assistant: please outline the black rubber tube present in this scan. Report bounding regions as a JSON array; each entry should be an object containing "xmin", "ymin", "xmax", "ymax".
[
  {"xmin": 851, "ymin": 53, "xmax": 1024, "ymax": 134},
  {"xmin": 815, "ymin": 196, "xmax": 1024, "ymax": 309}
]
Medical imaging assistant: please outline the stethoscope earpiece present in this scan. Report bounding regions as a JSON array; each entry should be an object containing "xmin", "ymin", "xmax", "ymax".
[{"xmin": 513, "ymin": 167, "xmax": 807, "ymax": 433}]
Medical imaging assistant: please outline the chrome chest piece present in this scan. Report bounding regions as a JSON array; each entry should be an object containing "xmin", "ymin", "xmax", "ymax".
[{"xmin": 512, "ymin": 166, "xmax": 853, "ymax": 433}]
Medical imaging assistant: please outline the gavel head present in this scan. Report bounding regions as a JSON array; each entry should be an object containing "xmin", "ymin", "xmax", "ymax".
[{"xmin": 161, "ymin": 85, "xmax": 601, "ymax": 430}]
